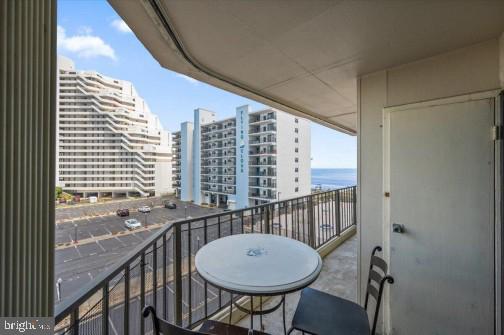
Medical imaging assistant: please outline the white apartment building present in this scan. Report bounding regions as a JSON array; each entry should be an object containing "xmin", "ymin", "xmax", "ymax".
[
  {"xmin": 172, "ymin": 105, "xmax": 310, "ymax": 209},
  {"xmin": 56, "ymin": 56, "xmax": 172, "ymax": 198}
]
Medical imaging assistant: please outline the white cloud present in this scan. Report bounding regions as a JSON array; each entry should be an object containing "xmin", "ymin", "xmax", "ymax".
[
  {"xmin": 77, "ymin": 26, "xmax": 93, "ymax": 35},
  {"xmin": 175, "ymin": 73, "xmax": 199, "ymax": 85},
  {"xmin": 111, "ymin": 19, "xmax": 132, "ymax": 33},
  {"xmin": 57, "ymin": 25, "xmax": 117, "ymax": 61}
]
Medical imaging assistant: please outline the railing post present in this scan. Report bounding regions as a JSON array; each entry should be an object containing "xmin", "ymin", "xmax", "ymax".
[
  {"xmin": 307, "ymin": 196, "xmax": 316, "ymax": 248},
  {"xmin": 124, "ymin": 266, "xmax": 130, "ymax": 335},
  {"xmin": 140, "ymin": 254, "xmax": 145, "ymax": 335},
  {"xmin": 352, "ymin": 186, "xmax": 357, "ymax": 226},
  {"xmin": 70, "ymin": 308, "xmax": 79, "ymax": 335},
  {"xmin": 335, "ymin": 191, "xmax": 341, "ymax": 236},
  {"xmin": 173, "ymin": 222, "xmax": 183, "ymax": 326},
  {"xmin": 102, "ymin": 284, "xmax": 109, "ymax": 335},
  {"xmin": 265, "ymin": 205, "xmax": 271, "ymax": 234}
]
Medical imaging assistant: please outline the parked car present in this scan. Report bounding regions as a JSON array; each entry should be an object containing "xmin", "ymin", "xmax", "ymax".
[
  {"xmin": 164, "ymin": 201, "xmax": 177, "ymax": 209},
  {"xmin": 138, "ymin": 206, "xmax": 151, "ymax": 213},
  {"xmin": 116, "ymin": 208, "xmax": 129, "ymax": 217},
  {"xmin": 124, "ymin": 219, "xmax": 141, "ymax": 230}
]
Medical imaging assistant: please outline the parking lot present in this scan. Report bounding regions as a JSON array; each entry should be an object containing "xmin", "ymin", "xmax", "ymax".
[
  {"xmin": 56, "ymin": 196, "xmax": 172, "ymax": 223},
  {"xmin": 55, "ymin": 197, "xmax": 219, "ymax": 244},
  {"xmin": 55, "ymin": 196, "xmax": 221, "ymax": 303}
]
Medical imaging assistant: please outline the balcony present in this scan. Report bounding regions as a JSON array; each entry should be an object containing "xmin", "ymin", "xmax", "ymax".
[
  {"xmin": 249, "ymin": 113, "xmax": 276, "ymax": 124},
  {"xmin": 250, "ymin": 168, "xmax": 276, "ymax": 177},
  {"xmin": 249, "ymin": 181, "xmax": 276, "ymax": 188},
  {"xmin": 6, "ymin": 2, "xmax": 504, "ymax": 333},
  {"xmin": 54, "ymin": 187, "xmax": 356, "ymax": 334},
  {"xmin": 249, "ymin": 148, "xmax": 277, "ymax": 155},
  {"xmin": 202, "ymin": 184, "xmax": 236, "ymax": 194},
  {"xmin": 249, "ymin": 158, "xmax": 276, "ymax": 166},
  {"xmin": 250, "ymin": 125, "xmax": 277, "ymax": 134}
]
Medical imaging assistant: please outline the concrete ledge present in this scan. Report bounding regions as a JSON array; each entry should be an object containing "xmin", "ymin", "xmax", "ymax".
[
  {"xmin": 203, "ymin": 225, "xmax": 357, "ymax": 327},
  {"xmin": 318, "ymin": 225, "xmax": 357, "ymax": 258}
]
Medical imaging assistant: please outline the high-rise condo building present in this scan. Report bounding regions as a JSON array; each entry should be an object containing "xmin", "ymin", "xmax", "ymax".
[
  {"xmin": 172, "ymin": 106, "xmax": 311, "ymax": 209},
  {"xmin": 56, "ymin": 56, "xmax": 172, "ymax": 198}
]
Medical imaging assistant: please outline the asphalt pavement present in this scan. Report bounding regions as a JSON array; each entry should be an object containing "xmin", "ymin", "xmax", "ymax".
[{"xmin": 55, "ymin": 197, "xmax": 221, "ymax": 304}]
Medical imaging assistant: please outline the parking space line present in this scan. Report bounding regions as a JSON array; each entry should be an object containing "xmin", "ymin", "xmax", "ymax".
[
  {"xmin": 131, "ymin": 233, "xmax": 143, "ymax": 242},
  {"xmin": 96, "ymin": 240, "xmax": 106, "ymax": 252},
  {"xmin": 108, "ymin": 316, "xmax": 119, "ymax": 335},
  {"xmin": 75, "ymin": 245, "xmax": 83, "ymax": 258},
  {"xmin": 115, "ymin": 236, "xmax": 126, "ymax": 247},
  {"xmin": 191, "ymin": 276, "xmax": 205, "ymax": 289}
]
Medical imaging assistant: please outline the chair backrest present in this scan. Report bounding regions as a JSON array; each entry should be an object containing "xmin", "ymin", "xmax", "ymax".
[
  {"xmin": 363, "ymin": 246, "xmax": 394, "ymax": 335},
  {"xmin": 143, "ymin": 306, "xmax": 208, "ymax": 335}
]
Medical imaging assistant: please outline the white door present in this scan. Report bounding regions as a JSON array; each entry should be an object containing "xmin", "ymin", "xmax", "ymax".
[{"xmin": 385, "ymin": 97, "xmax": 495, "ymax": 334}]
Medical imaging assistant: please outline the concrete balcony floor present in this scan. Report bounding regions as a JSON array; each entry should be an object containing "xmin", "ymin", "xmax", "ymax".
[{"xmin": 237, "ymin": 235, "xmax": 357, "ymax": 334}]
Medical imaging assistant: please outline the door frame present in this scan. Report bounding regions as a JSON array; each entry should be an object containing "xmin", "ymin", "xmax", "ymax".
[{"xmin": 382, "ymin": 90, "xmax": 502, "ymax": 335}]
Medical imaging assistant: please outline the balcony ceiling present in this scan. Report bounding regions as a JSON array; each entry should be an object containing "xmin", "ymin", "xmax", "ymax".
[{"xmin": 109, "ymin": 0, "xmax": 504, "ymax": 134}]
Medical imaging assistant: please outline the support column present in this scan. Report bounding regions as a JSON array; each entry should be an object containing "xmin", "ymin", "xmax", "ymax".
[{"xmin": 0, "ymin": 0, "xmax": 57, "ymax": 316}]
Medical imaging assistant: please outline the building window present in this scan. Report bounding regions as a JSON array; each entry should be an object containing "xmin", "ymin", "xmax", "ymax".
[
  {"xmin": 295, "ymin": 137, "xmax": 298, "ymax": 143},
  {"xmin": 295, "ymin": 177, "xmax": 299, "ymax": 182},
  {"xmin": 295, "ymin": 158, "xmax": 298, "ymax": 163},
  {"xmin": 295, "ymin": 187, "xmax": 299, "ymax": 192},
  {"xmin": 295, "ymin": 147, "xmax": 298, "ymax": 153},
  {"xmin": 295, "ymin": 128, "xmax": 299, "ymax": 133},
  {"xmin": 295, "ymin": 118, "xmax": 298, "ymax": 123},
  {"xmin": 295, "ymin": 167, "xmax": 299, "ymax": 172}
]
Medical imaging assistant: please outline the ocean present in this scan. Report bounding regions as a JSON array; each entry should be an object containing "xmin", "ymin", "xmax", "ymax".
[{"xmin": 311, "ymin": 168, "xmax": 357, "ymax": 190}]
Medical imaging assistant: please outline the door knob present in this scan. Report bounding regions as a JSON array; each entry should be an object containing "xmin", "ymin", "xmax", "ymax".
[{"xmin": 392, "ymin": 223, "xmax": 405, "ymax": 233}]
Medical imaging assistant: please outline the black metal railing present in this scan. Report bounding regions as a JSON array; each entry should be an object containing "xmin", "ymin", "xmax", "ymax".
[{"xmin": 54, "ymin": 186, "xmax": 356, "ymax": 335}]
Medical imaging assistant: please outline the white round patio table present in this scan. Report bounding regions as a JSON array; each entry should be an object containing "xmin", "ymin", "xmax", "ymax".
[{"xmin": 195, "ymin": 233, "xmax": 323, "ymax": 334}]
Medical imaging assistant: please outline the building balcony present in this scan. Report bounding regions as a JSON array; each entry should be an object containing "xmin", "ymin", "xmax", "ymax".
[
  {"xmin": 249, "ymin": 148, "xmax": 277, "ymax": 155},
  {"xmin": 250, "ymin": 168, "xmax": 276, "ymax": 177},
  {"xmin": 54, "ymin": 187, "xmax": 357, "ymax": 335},
  {"xmin": 249, "ymin": 158, "xmax": 276, "ymax": 166},
  {"xmin": 202, "ymin": 177, "xmax": 236, "ymax": 185},
  {"xmin": 250, "ymin": 125, "xmax": 277, "ymax": 134},
  {"xmin": 249, "ymin": 191, "xmax": 276, "ymax": 199},
  {"xmin": 249, "ymin": 181, "xmax": 277, "ymax": 188},
  {"xmin": 249, "ymin": 113, "xmax": 276, "ymax": 124}
]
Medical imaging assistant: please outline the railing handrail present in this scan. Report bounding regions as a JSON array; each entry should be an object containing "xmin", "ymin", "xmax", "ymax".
[{"xmin": 54, "ymin": 185, "xmax": 356, "ymax": 326}]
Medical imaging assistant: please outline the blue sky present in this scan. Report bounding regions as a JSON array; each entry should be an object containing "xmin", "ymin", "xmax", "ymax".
[{"xmin": 57, "ymin": 0, "xmax": 356, "ymax": 169}]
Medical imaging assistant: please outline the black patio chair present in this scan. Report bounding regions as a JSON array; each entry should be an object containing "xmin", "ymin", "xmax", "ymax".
[
  {"xmin": 287, "ymin": 246, "xmax": 394, "ymax": 335},
  {"xmin": 143, "ymin": 306, "xmax": 270, "ymax": 335}
]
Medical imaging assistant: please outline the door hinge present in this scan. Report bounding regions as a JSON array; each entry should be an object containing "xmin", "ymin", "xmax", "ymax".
[{"xmin": 493, "ymin": 125, "xmax": 504, "ymax": 141}]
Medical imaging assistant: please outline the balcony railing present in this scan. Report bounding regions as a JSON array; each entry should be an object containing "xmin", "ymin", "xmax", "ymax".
[{"xmin": 54, "ymin": 186, "xmax": 356, "ymax": 335}]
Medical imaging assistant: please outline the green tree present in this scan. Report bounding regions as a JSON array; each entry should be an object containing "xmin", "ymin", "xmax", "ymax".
[{"xmin": 55, "ymin": 186, "xmax": 63, "ymax": 199}]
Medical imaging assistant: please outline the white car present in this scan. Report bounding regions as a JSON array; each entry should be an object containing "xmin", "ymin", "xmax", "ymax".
[
  {"xmin": 138, "ymin": 206, "xmax": 151, "ymax": 213},
  {"xmin": 124, "ymin": 219, "xmax": 142, "ymax": 230}
]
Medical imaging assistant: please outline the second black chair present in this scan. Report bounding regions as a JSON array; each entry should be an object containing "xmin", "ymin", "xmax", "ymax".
[
  {"xmin": 143, "ymin": 305, "xmax": 270, "ymax": 335},
  {"xmin": 288, "ymin": 246, "xmax": 393, "ymax": 335}
]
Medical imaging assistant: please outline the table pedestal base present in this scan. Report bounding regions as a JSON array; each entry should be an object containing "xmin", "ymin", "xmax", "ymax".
[{"xmin": 229, "ymin": 294, "xmax": 287, "ymax": 335}]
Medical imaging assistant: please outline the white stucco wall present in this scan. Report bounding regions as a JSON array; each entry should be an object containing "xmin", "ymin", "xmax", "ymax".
[
  {"xmin": 358, "ymin": 38, "xmax": 502, "ymax": 330},
  {"xmin": 155, "ymin": 160, "xmax": 173, "ymax": 195},
  {"xmin": 181, "ymin": 122, "xmax": 194, "ymax": 201},
  {"xmin": 193, "ymin": 109, "xmax": 216, "ymax": 205},
  {"xmin": 276, "ymin": 111, "xmax": 311, "ymax": 200}
]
